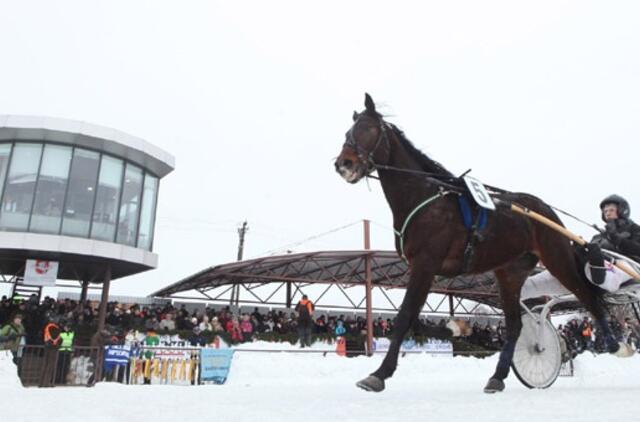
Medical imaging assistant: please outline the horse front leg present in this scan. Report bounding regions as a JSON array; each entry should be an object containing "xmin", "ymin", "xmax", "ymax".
[
  {"xmin": 356, "ymin": 261, "xmax": 435, "ymax": 392},
  {"xmin": 484, "ymin": 254, "xmax": 538, "ymax": 393}
]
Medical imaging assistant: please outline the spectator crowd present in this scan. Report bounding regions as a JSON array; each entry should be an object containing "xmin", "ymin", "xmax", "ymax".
[
  {"xmin": 0, "ymin": 294, "xmax": 509, "ymax": 350},
  {"xmin": 557, "ymin": 316, "xmax": 640, "ymax": 358},
  {"xmin": 3, "ymin": 294, "xmax": 639, "ymax": 362}
]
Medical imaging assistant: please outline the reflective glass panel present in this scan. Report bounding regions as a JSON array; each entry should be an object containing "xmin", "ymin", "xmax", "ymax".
[
  {"xmin": 29, "ymin": 145, "xmax": 72, "ymax": 233},
  {"xmin": 61, "ymin": 148, "xmax": 100, "ymax": 237},
  {"xmin": 137, "ymin": 174, "xmax": 158, "ymax": 250},
  {"xmin": 0, "ymin": 144, "xmax": 12, "ymax": 201},
  {"xmin": 0, "ymin": 143, "xmax": 43, "ymax": 231},
  {"xmin": 116, "ymin": 164, "xmax": 143, "ymax": 246},
  {"xmin": 91, "ymin": 155, "xmax": 123, "ymax": 241}
]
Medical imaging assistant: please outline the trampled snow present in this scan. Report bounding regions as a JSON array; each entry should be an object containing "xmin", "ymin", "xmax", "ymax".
[{"xmin": 2, "ymin": 348, "xmax": 639, "ymax": 422}]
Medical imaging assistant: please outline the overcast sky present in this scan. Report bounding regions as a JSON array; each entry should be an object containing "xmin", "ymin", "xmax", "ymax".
[{"xmin": 1, "ymin": 1, "xmax": 639, "ymax": 299}]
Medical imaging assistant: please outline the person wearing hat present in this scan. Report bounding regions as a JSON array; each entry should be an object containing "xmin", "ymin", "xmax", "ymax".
[
  {"xmin": 591, "ymin": 194, "xmax": 640, "ymax": 261},
  {"xmin": 0, "ymin": 313, "xmax": 25, "ymax": 366},
  {"xmin": 187, "ymin": 326, "xmax": 206, "ymax": 347},
  {"xmin": 522, "ymin": 194, "xmax": 640, "ymax": 300}
]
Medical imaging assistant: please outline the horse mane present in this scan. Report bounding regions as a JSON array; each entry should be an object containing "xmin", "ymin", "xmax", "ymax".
[{"xmin": 387, "ymin": 123, "xmax": 454, "ymax": 177}]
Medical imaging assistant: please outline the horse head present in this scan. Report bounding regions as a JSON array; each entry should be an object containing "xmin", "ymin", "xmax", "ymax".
[{"xmin": 335, "ymin": 93, "xmax": 391, "ymax": 183}]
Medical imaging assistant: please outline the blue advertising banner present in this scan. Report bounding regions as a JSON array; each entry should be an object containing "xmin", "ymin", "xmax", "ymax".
[
  {"xmin": 104, "ymin": 345, "xmax": 131, "ymax": 371},
  {"xmin": 200, "ymin": 348, "xmax": 234, "ymax": 384}
]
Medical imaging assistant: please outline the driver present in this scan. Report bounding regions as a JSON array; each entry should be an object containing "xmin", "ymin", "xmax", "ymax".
[
  {"xmin": 591, "ymin": 194, "xmax": 640, "ymax": 261},
  {"xmin": 521, "ymin": 194, "xmax": 640, "ymax": 299}
]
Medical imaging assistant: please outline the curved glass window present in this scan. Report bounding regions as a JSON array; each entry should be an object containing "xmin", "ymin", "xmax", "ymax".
[
  {"xmin": 91, "ymin": 156, "xmax": 124, "ymax": 242},
  {"xmin": 0, "ymin": 143, "xmax": 43, "ymax": 231},
  {"xmin": 116, "ymin": 163, "xmax": 143, "ymax": 246},
  {"xmin": 137, "ymin": 174, "xmax": 158, "ymax": 250},
  {"xmin": 61, "ymin": 148, "xmax": 100, "ymax": 237},
  {"xmin": 0, "ymin": 141, "xmax": 160, "ymax": 250},
  {"xmin": 29, "ymin": 145, "xmax": 72, "ymax": 233},
  {"xmin": 0, "ymin": 144, "xmax": 12, "ymax": 200}
]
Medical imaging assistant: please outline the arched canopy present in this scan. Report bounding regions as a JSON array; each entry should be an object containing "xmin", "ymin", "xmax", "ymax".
[{"xmin": 151, "ymin": 250, "xmax": 504, "ymax": 310}]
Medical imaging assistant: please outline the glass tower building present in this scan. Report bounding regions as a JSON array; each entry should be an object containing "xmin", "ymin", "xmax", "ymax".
[{"xmin": 0, "ymin": 115, "xmax": 174, "ymax": 280}]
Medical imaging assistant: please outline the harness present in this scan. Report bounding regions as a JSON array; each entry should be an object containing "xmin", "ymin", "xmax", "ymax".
[
  {"xmin": 343, "ymin": 117, "xmax": 391, "ymax": 176},
  {"xmin": 393, "ymin": 189, "xmax": 454, "ymax": 262},
  {"xmin": 458, "ymin": 195, "xmax": 489, "ymax": 272}
]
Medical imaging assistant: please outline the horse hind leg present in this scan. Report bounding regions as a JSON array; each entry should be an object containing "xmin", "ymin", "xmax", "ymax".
[
  {"xmin": 539, "ymin": 242, "xmax": 632, "ymax": 357},
  {"xmin": 484, "ymin": 252, "xmax": 538, "ymax": 393}
]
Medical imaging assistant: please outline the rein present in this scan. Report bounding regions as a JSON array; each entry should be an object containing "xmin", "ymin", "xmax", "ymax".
[
  {"xmin": 345, "ymin": 115, "xmax": 604, "ymax": 262},
  {"xmin": 374, "ymin": 163, "xmax": 603, "ymax": 234}
]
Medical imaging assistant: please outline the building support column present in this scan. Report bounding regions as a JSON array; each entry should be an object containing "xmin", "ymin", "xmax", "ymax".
[
  {"xmin": 80, "ymin": 280, "xmax": 89, "ymax": 305},
  {"xmin": 96, "ymin": 265, "xmax": 111, "ymax": 335},
  {"xmin": 94, "ymin": 265, "xmax": 111, "ymax": 383},
  {"xmin": 285, "ymin": 282, "xmax": 292, "ymax": 309},
  {"xmin": 364, "ymin": 220, "xmax": 373, "ymax": 356}
]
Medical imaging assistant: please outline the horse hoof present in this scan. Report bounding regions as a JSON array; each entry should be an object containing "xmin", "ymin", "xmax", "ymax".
[
  {"xmin": 356, "ymin": 375, "xmax": 385, "ymax": 392},
  {"xmin": 613, "ymin": 342, "xmax": 634, "ymax": 358},
  {"xmin": 483, "ymin": 378, "xmax": 505, "ymax": 394}
]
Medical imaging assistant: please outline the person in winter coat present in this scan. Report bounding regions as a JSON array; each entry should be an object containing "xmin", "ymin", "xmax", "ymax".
[
  {"xmin": 239, "ymin": 314, "xmax": 253, "ymax": 342},
  {"xmin": 187, "ymin": 326, "xmax": 207, "ymax": 347},
  {"xmin": 591, "ymin": 195, "xmax": 640, "ymax": 261},
  {"xmin": 211, "ymin": 316, "xmax": 224, "ymax": 333},
  {"xmin": 40, "ymin": 316, "xmax": 62, "ymax": 387},
  {"xmin": 295, "ymin": 295, "xmax": 314, "ymax": 348},
  {"xmin": 522, "ymin": 194, "xmax": 640, "ymax": 299},
  {"xmin": 56, "ymin": 320, "xmax": 75, "ymax": 384},
  {"xmin": 335, "ymin": 320, "xmax": 347, "ymax": 337},
  {"xmin": 225, "ymin": 316, "xmax": 243, "ymax": 343},
  {"xmin": 198, "ymin": 315, "xmax": 213, "ymax": 332},
  {"xmin": 0, "ymin": 313, "xmax": 25, "ymax": 365}
]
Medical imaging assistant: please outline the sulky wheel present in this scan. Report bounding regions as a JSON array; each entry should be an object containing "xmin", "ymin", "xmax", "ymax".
[{"xmin": 511, "ymin": 312, "xmax": 562, "ymax": 389}]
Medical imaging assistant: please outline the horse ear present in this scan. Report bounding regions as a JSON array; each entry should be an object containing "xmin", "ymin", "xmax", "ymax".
[
  {"xmin": 364, "ymin": 93, "xmax": 376, "ymax": 114},
  {"xmin": 352, "ymin": 111, "xmax": 359, "ymax": 121}
]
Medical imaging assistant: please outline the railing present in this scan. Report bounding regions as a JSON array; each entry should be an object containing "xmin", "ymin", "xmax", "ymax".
[
  {"xmin": 14, "ymin": 342, "xmax": 499, "ymax": 388},
  {"xmin": 19, "ymin": 345, "xmax": 101, "ymax": 387}
]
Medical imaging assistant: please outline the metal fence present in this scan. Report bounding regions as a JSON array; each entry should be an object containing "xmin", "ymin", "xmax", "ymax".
[
  {"xmin": 19, "ymin": 345, "xmax": 101, "ymax": 387},
  {"xmin": 14, "ymin": 343, "xmax": 500, "ymax": 388}
]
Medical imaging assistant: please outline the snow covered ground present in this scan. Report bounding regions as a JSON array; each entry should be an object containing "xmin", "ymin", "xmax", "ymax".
[{"xmin": 2, "ymin": 347, "xmax": 640, "ymax": 422}]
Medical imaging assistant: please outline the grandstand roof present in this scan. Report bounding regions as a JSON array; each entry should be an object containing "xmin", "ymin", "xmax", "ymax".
[{"xmin": 151, "ymin": 250, "xmax": 503, "ymax": 308}]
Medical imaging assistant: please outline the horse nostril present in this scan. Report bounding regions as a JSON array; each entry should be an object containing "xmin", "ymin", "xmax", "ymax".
[{"xmin": 342, "ymin": 159, "xmax": 353, "ymax": 169}]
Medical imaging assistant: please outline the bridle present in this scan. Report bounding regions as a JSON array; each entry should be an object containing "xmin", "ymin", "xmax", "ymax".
[{"xmin": 342, "ymin": 114, "xmax": 391, "ymax": 175}]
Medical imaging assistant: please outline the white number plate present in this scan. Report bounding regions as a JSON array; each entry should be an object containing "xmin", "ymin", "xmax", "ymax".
[{"xmin": 463, "ymin": 176, "xmax": 496, "ymax": 210}]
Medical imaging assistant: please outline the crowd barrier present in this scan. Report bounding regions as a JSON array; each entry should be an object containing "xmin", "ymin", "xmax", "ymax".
[
  {"xmin": 19, "ymin": 345, "xmax": 101, "ymax": 387},
  {"xmin": 102, "ymin": 345, "xmax": 235, "ymax": 386},
  {"xmin": 14, "ymin": 340, "xmax": 527, "ymax": 388}
]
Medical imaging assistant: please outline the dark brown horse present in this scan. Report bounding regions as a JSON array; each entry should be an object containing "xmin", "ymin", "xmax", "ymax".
[{"xmin": 335, "ymin": 93, "xmax": 627, "ymax": 393}]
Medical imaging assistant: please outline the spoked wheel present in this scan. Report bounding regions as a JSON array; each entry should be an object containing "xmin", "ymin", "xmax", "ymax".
[{"xmin": 511, "ymin": 312, "xmax": 562, "ymax": 389}]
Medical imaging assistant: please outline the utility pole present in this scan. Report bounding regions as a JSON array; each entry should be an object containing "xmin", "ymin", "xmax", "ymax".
[
  {"xmin": 364, "ymin": 219, "xmax": 373, "ymax": 356},
  {"xmin": 231, "ymin": 221, "xmax": 248, "ymax": 306},
  {"xmin": 237, "ymin": 220, "xmax": 248, "ymax": 261}
]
